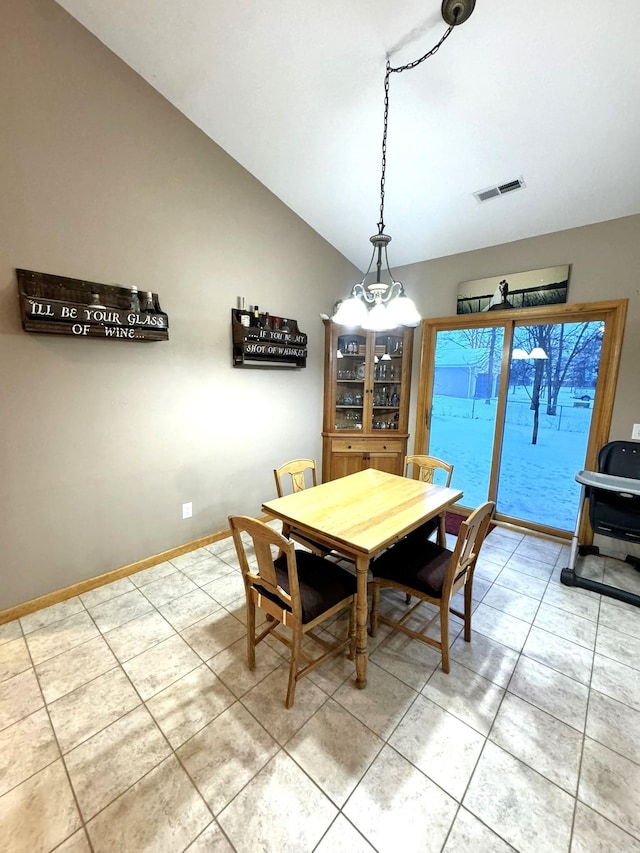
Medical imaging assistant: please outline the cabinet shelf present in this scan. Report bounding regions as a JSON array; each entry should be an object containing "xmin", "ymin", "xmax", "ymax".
[{"xmin": 322, "ymin": 321, "xmax": 414, "ymax": 481}]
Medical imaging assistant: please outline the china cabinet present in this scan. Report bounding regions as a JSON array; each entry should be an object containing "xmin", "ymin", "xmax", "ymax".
[{"xmin": 322, "ymin": 319, "xmax": 414, "ymax": 481}]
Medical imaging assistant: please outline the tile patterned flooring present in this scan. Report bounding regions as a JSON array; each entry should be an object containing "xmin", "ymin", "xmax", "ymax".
[{"xmin": 2, "ymin": 525, "xmax": 640, "ymax": 852}]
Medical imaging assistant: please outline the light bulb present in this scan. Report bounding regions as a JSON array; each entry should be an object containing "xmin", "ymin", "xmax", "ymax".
[
  {"xmin": 386, "ymin": 293, "xmax": 421, "ymax": 327},
  {"xmin": 333, "ymin": 296, "xmax": 367, "ymax": 327},
  {"xmin": 363, "ymin": 302, "xmax": 392, "ymax": 331}
]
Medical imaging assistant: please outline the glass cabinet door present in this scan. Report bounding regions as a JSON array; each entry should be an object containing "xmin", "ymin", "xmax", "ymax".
[
  {"xmin": 334, "ymin": 332, "xmax": 368, "ymax": 431},
  {"xmin": 372, "ymin": 333, "xmax": 404, "ymax": 431}
]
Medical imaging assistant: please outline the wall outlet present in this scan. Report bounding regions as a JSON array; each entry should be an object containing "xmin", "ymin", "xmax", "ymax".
[
  {"xmin": 632, "ymin": 424, "xmax": 640, "ymax": 440},
  {"xmin": 182, "ymin": 502, "xmax": 193, "ymax": 519}
]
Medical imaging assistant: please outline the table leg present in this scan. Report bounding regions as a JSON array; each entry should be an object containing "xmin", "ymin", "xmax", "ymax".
[{"xmin": 355, "ymin": 555, "xmax": 369, "ymax": 688}]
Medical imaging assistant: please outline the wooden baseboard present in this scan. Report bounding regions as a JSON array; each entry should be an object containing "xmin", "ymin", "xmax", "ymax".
[{"xmin": 0, "ymin": 528, "xmax": 233, "ymax": 626}]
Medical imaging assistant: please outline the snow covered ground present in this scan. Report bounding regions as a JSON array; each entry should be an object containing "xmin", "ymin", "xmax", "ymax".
[{"xmin": 430, "ymin": 392, "xmax": 593, "ymax": 531}]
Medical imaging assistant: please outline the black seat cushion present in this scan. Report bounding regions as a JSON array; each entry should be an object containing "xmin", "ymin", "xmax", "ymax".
[
  {"xmin": 256, "ymin": 550, "xmax": 356, "ymax": 625},
  {"xmin": 402, "ymin": 515, "xmax": 440, "ymax": 546},
  {"xmin": 371, "ymin": 537, "xmax": 453, "ymax": 598}
]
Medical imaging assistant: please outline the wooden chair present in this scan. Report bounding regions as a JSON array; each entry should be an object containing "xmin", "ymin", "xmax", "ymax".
[
  {"xmin": 273, "ymin": 459, "xmax": 354, "ymax": 566},
  {"xmin": 404, "ymin": 454, "xmax": 454, "ymax": 548},
  {"xmin": 369, "ymin": 501, "xmax": 495, "ymax": 673},
  {"xmin": 274, "ymin": 458, "xmax": 319, "ymax": 497},
  {"xmin": 229, "ymin": 515, "xmax": 357, "ymax": 708}
]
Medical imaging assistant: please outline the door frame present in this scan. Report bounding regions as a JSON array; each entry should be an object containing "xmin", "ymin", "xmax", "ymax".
[{"xmin": 413, "ymin": 299, "xmax": 628, "ymax": 539}]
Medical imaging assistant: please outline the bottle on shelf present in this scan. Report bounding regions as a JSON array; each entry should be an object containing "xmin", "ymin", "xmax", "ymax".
[
  {"xmin": 253, "ymin": 305, "xmax": 260, "ymax": 327},
  {"xmin": 141, "ymin": 291, "xmax": 155, "ymax": 312},
  {"xmin": 390, "ymin": 387, "xmax": 399, "ymax": 407},
  {"xmin": 263, "ymin": 312, "xmax": 272, "ymax": 330},
  {"xmin": 130, "ymin": 286, "xmax": 141, "ymax": 313},
  {"xmin": 237, "ymin": 296, "xmax": 251, "ymax": 327}
]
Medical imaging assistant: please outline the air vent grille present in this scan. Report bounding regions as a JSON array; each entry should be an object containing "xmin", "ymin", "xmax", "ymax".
[{"xmin": 474, "ymin": 176, "xmax": 526, "ymax": 203}]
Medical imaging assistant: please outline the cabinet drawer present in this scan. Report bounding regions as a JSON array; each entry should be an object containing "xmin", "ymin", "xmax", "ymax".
[{"xmin": 331, "ymin": 438, "xmax": 404, "ymax": 454}]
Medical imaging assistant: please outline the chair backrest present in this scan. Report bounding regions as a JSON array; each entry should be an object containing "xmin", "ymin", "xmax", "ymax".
[
  {"xmin": 274, "ymin": 458, "xmax": 318, "ymax": 498},
  {"xmin": 444, "ymin": 501, "xmax": 495, "ymax": 598},
  {"xmin": 228, "ymin": 515, "xmax": 302, "ymax": 626},
  {"xmin": 598, "ymin": 441, "xmax": 640, "ymax": 480},
  {"xmin": 590, "ymin": 441, "xmax": 640, "ymax": 540},
  {"xmin": 404, "ymin": 454, "xmax": 453, "ymax": 487}
]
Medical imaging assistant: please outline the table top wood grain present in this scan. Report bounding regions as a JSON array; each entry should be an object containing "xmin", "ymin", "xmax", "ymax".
[{"xmin": 262, "ymin": 468, "xmax": 463, "ymax": 557}]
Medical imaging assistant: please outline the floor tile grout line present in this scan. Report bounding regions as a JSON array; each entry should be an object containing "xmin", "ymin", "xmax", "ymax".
[
  {"xmin": 3, "ymin": 527, "xmax": 637, "ymax": 853},
  {"xmin": 20, "ymin": 621, "xmax": 96, "ymax": 853},
  {"xmin": 18, "ymin": 597, "xmax": 90, "ymax": 638},
  {"xmin": 567, "ymin": 593, "xmax": 602, "ymax": 853},
  {"xmin": 281, "ymin": 694, "xmax": 387, "ymax": 812},
  {"xmin": 57, "ymin": 594, "xmax": 220, "ymax": 845}
]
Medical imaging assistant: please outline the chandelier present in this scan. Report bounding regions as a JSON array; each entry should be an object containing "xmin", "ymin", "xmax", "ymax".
[{"xmin": 332, "ymin": 0, "xmax": 476, "ymax": 331}]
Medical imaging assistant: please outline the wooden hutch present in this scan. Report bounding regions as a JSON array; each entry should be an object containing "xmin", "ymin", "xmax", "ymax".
[{"xmin": 322, "ymin": 319, "xmax": 414, "ymax": 481}]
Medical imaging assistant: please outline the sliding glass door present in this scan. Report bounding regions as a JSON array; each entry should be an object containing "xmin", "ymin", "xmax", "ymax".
[
  {"xmin": 429, "ymin": 327, "xmax": 505, "ymax": 509},
  {"xmin": 416, "ymin": 301, "xmax": 627, "ymax": 537},
  {"xmin": 497, "ymin": 320, "xmax": 603, "ymax": 530}
]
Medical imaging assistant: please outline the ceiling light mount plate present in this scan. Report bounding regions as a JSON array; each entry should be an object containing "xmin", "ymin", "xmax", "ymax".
[{"xmin": 441, "ymin": 0, "xmax": 476, "ymax": 26}]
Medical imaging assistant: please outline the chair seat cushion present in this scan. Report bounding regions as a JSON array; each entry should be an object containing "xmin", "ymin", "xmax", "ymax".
[
  {"xmin": 257, "ymin": 550, "xmax": 356, "ymax": 624},
  {"xmin": 403, "ymin": 515, "xmax": 440, "ymax": 545},
  {"xmin": 371, "ymin": 537, "xmax": 453, "ymax": 598}
]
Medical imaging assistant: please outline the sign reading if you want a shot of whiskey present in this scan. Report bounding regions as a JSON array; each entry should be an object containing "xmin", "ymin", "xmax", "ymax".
[{"xmin": 17, "ymin": 269, "xmax": 169, "ymax": 341}]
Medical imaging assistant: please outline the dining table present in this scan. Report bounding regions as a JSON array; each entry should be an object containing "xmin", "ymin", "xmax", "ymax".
[{"xmin": 261, "ymin": 468, "xmax": 463, "ymax": 688}]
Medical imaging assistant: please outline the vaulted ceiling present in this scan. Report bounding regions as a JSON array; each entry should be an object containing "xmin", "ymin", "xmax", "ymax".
[{"xmin": 55, "ymin": 0, "xmax": 640, "ymax": 270}]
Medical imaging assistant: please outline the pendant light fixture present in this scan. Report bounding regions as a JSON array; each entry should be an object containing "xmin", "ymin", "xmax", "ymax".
[{"xmin": 332, "ymin": 0, "xmax": 476, "ymax": 331}]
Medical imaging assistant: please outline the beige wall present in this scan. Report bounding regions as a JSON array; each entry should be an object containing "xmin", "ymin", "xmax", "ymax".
[
  {"xmin": 397, "ymin": 215, "xmax": 640, "ymax": 449},
  {"xmin": 0, "ymin": 0, "xmax": 359, "ymax": 610},
  {"xmin": 2, "ymin": 0, "xmax": 638, "ymax": 612}
]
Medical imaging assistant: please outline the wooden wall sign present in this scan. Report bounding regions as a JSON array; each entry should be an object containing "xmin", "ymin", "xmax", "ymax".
[
  {"xmin": 231, "ymin": 309, "xmax": 307, "ymax": 368},
  {"xmin": 17, "ymin": 269, "xmax": 169, "ymax": 342}
]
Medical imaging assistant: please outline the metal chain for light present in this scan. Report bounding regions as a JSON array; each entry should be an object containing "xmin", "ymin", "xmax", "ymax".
[
  {"xmin": 377, "ymin": 23, "xmax": 455, "ymax": 235},
  {"xmin": 332, "ymin": 1, "xmax": 475, "ymax": 323}
]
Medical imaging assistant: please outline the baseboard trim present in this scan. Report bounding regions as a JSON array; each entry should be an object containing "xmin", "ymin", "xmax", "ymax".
[{"xmin": 0, "ymin": 528, "xmax": 233, "ymax": 626}]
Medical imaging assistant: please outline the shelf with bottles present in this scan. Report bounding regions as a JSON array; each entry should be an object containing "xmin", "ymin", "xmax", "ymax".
[
  {"xmin": 231, "ymin": 305, "xmax": 307, "ymax": 368},
  {"xmin": 372, "ymin": 384, "xmax": 401, "ymax": 407},
  {"xmin": 335, "ymin": 409, "xmax": 363, "ymax": 430},
  {"xmin": 372, "ymin": 413, "xmax": 400, "ymax": 430},
  {"xmin": 17, "ymin": 268, "xmax": 169, "ymax": 341}
]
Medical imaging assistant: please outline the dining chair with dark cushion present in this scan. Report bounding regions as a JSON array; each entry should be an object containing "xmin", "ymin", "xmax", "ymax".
[
  {"xmin": 404, "ymin": 454, "xmax": 454, "ymax": 548},
  {"xmin": 274, "ymin": 458, "xmax": 319, "ymax": 497},
  {"xmin": 273, "ymin": 458, "xmax": 355, "ymax": 566},
  {"xmin": 229, "ymin": 514, "xmax": 357, "ymax": 708},
  {"xmin": 369, "ymin": 500, "xmax": 495, "ymax": 673}
]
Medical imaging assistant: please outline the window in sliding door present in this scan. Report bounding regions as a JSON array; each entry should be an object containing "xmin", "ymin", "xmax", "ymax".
[
  {"xmin": 429, "ymin": 327, "xmax": 504, "ymax": 507},
  {"xmin": 498, "ymin": 320, "xmax": 604, "ymax": 530},
  {"xmin": 415, "ymin": 301, "xmax": 627, "ymax": 537}
]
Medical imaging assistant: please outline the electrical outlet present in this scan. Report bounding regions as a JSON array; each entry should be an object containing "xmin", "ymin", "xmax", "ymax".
[
  {"xmin": 182, "ymin": 502, "xmax": 193, "ymax": 519},
  {"xmin": 632, "ymin": 424, "xmax": 640, "ymax": 441}
]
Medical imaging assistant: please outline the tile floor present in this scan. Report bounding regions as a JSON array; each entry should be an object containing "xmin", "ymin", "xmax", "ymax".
[{"xmin": 1, "ymin": 525, "xmax": 640, "ymax": 852}]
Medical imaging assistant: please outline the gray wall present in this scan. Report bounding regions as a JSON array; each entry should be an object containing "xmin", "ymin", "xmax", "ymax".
[
  {"xmin": 399, "ymin": 215, "xmax": 640, "ymax": 447},
  {"xmin": 0, "ymin": 0, "xmax": 359, "ymax": 609},
  {"xmin": 1, "ymin": 0, "xmax": 638, "ymax": 611}
]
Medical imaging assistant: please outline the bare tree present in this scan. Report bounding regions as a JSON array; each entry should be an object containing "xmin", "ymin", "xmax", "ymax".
[{"xmin": 512, "ymin": 321, "xmax": 603, "ymax": 444}]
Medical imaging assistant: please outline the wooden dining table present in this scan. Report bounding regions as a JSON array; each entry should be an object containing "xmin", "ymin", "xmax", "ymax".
[{"xmin": 261, "ymin": 468, "xmax": 463, "ymax": 688}]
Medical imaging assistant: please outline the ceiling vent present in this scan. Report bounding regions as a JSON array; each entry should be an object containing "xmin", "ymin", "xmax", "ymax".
[{"xmin": 474, "ymin": 176, "xmax": 526, "ymax": 203}]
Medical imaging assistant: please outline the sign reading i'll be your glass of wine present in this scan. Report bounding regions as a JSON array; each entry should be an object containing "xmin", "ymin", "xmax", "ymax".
[{"xmin": 17, "ymin": 269, "xmax": 169, "ymax": 342}]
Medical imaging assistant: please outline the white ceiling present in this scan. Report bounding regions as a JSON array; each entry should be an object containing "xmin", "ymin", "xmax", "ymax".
[{"xmin": 55, "ymin": 0, "xmax": 640, "ymax": 271}]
